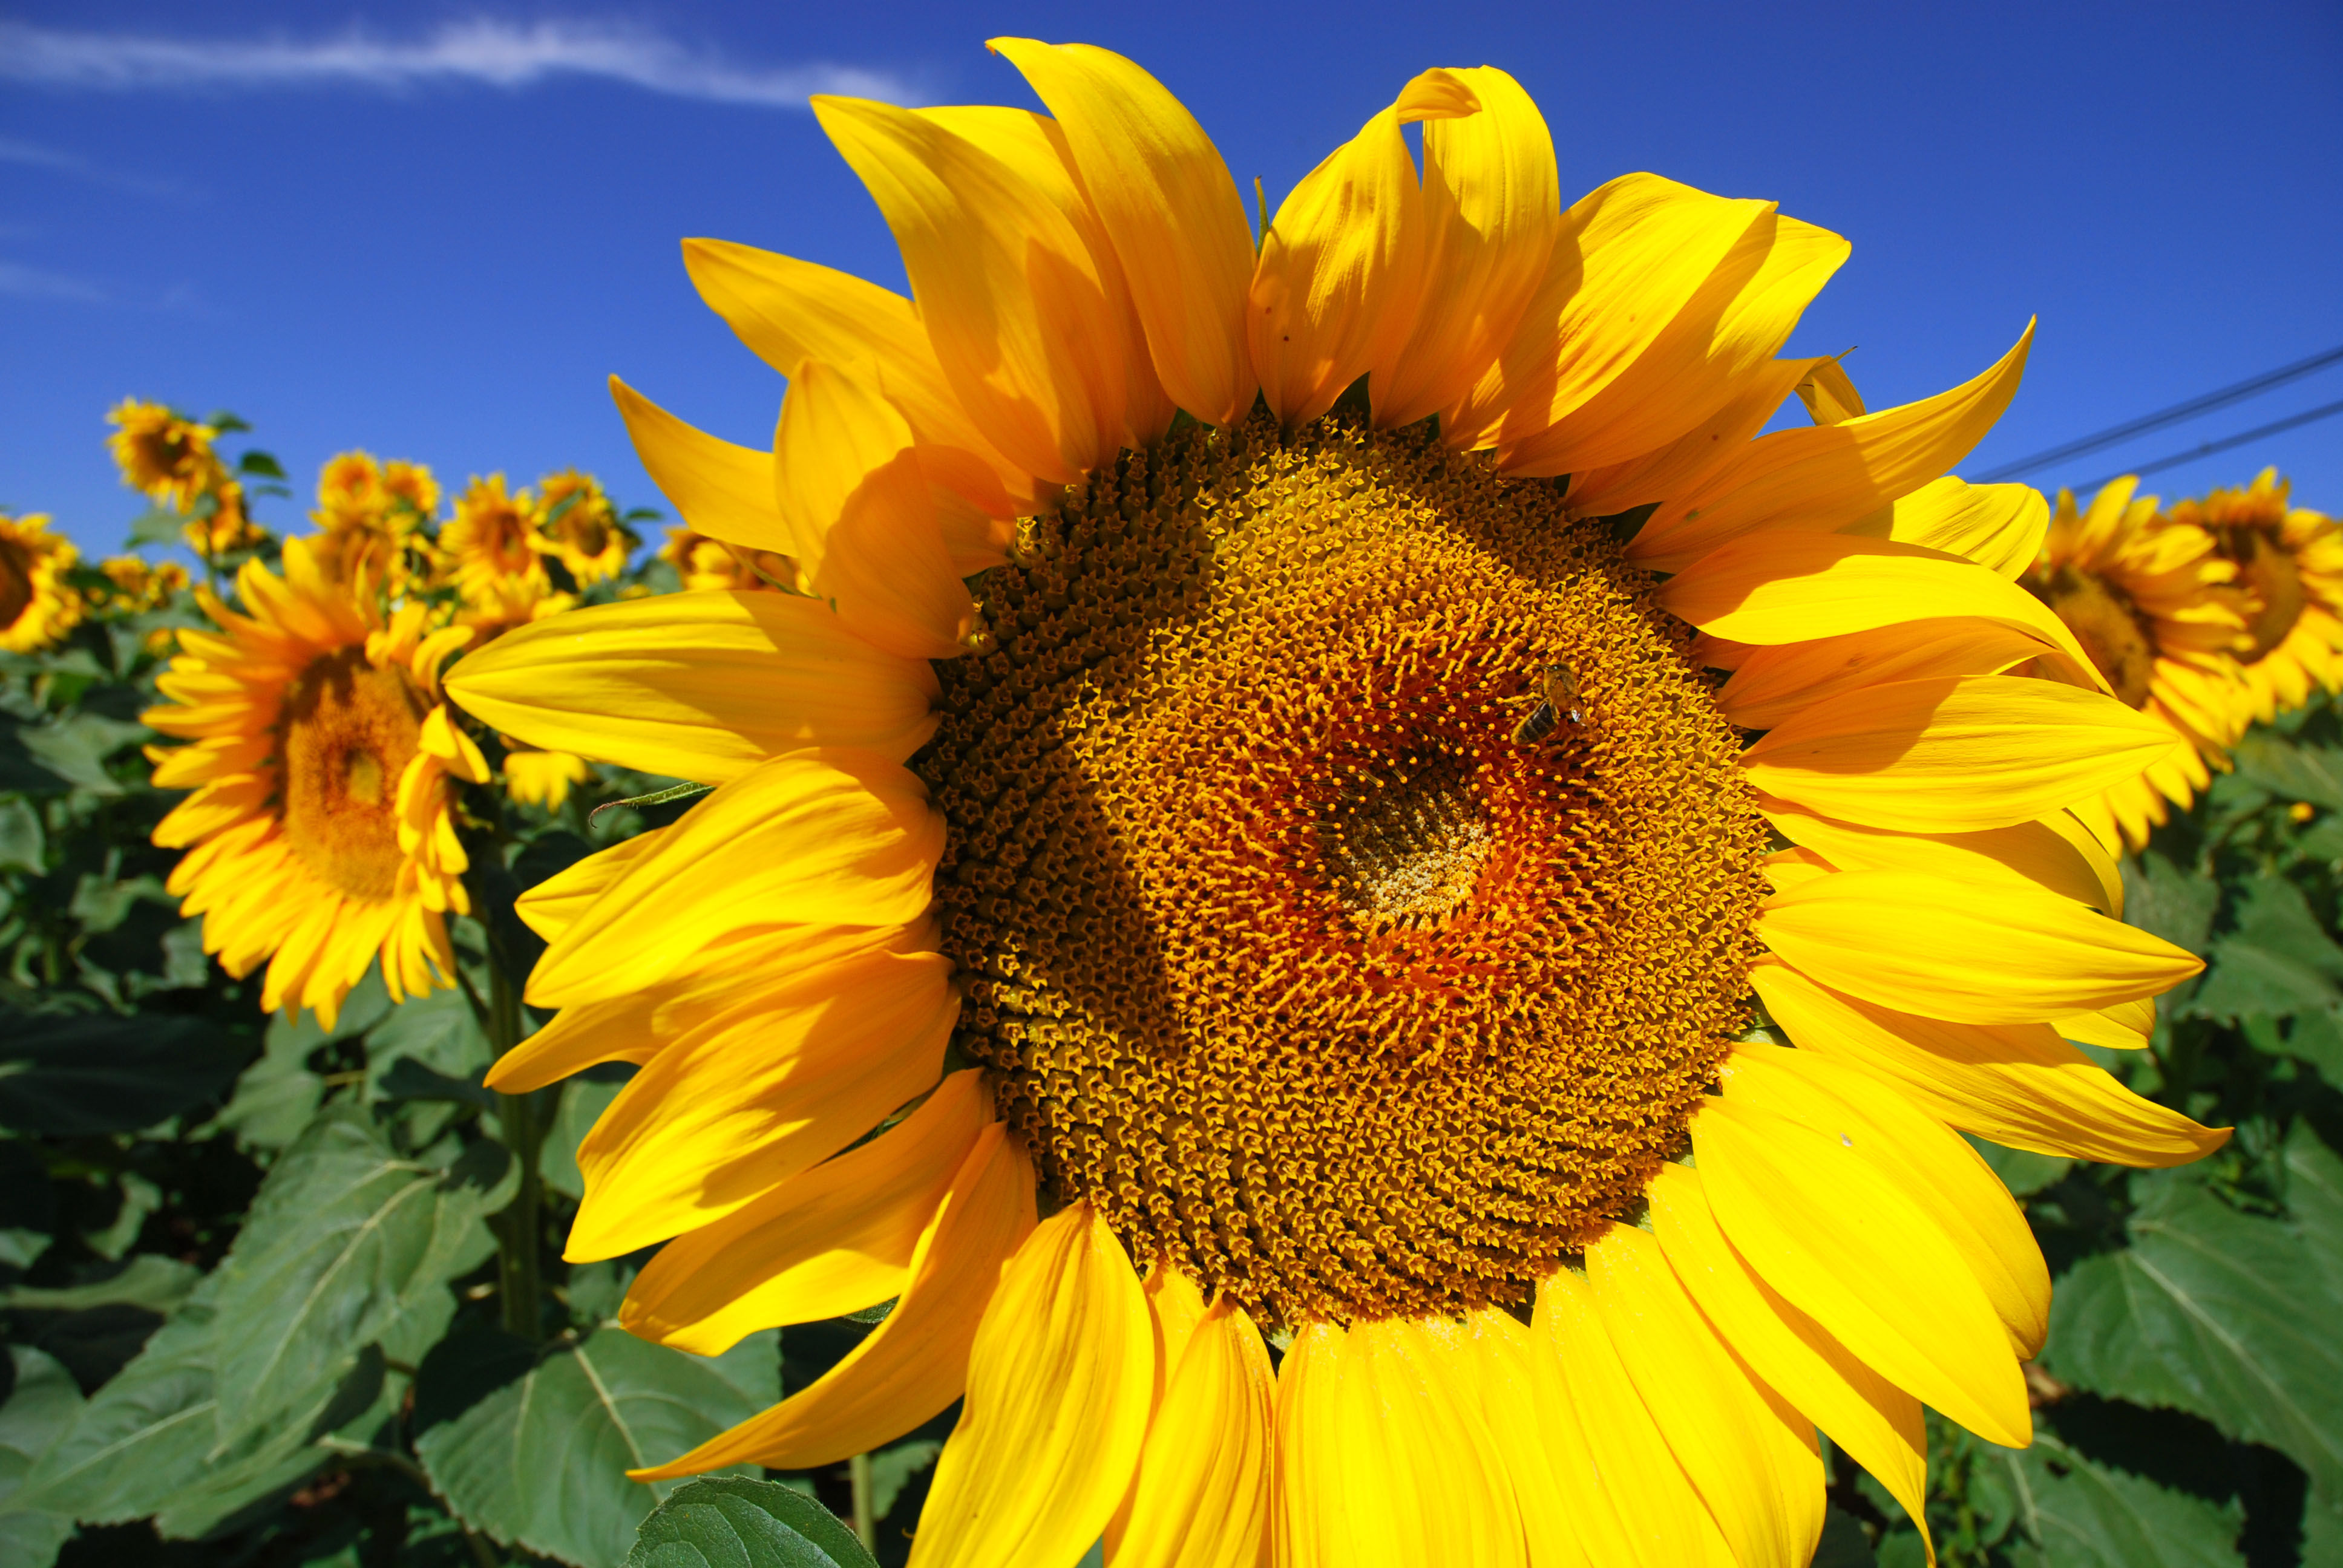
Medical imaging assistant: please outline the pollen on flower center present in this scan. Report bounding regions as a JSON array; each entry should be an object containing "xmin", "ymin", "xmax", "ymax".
[
  {"xmin": 2219, "ymin": 524, "xmax": 2306, "ymax": 659},
  {"xmin": 0, "ymin": 536, "xmax": 31, "ymax": 626},
  {"xmin": 280, "ymin": 647, "xmax": 427, "ymax": 902},
  {"xmin": 2030, "ymin": 563, "xmax": 2157, "ymax": 707},
  {"xmin": 916, "ymin": 413, "xmax": 1768, "ymax": 1328}
]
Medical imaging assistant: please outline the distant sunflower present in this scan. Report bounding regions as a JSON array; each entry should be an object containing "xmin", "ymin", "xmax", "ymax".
[
  {"xmin": 2020, "ymin": 477, "xmax": 2250, "ymax": 849},
  {"xmin": 658, "ymin": 525, "xmax": 789, "ymax": 592},
  {"xmin": 2170, "ymin": 467, "xmax": 2343, "ymax": 728},
  {"xmin": 502, "ymin": 745, "xmax": 595, "ymax": 809},
  {"xmin": 106, "ymin": 400, "xmax": 218, "ymax": 511},
  {"xmin": 0, "ymin": 512, "xmax": 84, "ymax": 653},
  {"xmin": 440, "ymin": 475, "xmax": 548, "ymax": 606},
  {"xmin": 91, "ymin": 555, "xmax": 189, "ymax": 615},
  {"xmin": 145, "ymin": 538, "xmax": 484, "ymax": 1027},
  {"xmin": 451, "ymin": 571, "xmax": 594, "ymax": 809},
  {"xmin": 536, "ymin": 469, "xmax": 637, "ymax": 587},
  {"xmin": 382, "ymin": 460, "xmax": 442, "ymax": 520},
  {"xmin": 454, "ymin": 44, "xmax": 2222, "ymax": 1566}
]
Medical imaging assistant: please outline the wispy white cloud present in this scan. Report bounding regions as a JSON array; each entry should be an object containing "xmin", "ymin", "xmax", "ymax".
[
  {"xmin": 0, "ymin": 261, "xmax": 108, "ymax": 304},
  {"xmin": 0, "ymin": 17, "xmax": 923, "ymax": 108},
  {"xmin": 0, "ymin": 136, "xmax": 195, "ymax": 198}
]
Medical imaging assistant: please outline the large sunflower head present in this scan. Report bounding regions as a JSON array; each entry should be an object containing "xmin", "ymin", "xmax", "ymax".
[
  {"xmin": 145, "ymin": 537, "xmax": 485, "ymax": 1027},
  {"xmin": 534, "ymin": 469, "xmax": 637, "ymax": 587},
  {"xmin": 106, "ymin": 399, "xmax": 218, "ymax": 511},
  {"xmin": 2166, "ymin": 466, "xmax": 2343, "ymax": 727},
  {"xmin": 0, "ymin": 512, "xmax": 84, "ymax": 654},
  {"xmin": 452, "ymin": 43, "xmax": 2227, "ymax": 1566},
  {"xmin": 2019, "ymin": 477, "xmax": 2252, "ymax": 848},
  {"xmin": 439, "ymin": 474, "xmax": 549, "ymax": 606}
]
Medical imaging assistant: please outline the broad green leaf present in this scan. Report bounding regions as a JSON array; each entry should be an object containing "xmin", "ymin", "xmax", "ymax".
[
  {"xmin": 2278, "ymin": 1008, "xmax": 2343, "ymax": 1086},
  {"xmin": 1999, "ymin": 1435, "xmax": 2242, "ymax": 1566},
  {"xmin": 364, "ymin": 983, "xmax": 492, "ymax": 1103},
  {"xmin": 2284, "ymin": 1125, "xmax": 2343, "ymax": 1302},
  {"xmin": 2, "ymin": 1255, "xmax": 199, "ymax": 1315},
  {"xmin": 15, "ymin": 713, "xmax": 150, "ymax": 795},
  {"xmin": 0, "ymin": 1347, "xmax": 82, "ymax": 1567},
  {"xmin": 0, "ymin": 799, "xmax": 42, "ymax": 874},
  {"xmin": 206, "ymin": 1105, "xmax": 505, "ymax": 1445},
  {"xmin": 1965, "ymin": 1132, "xmax": 2072, "ymax": 1198},
  {"xmin": 626, "ymin": 1475, "xmax": 876, "ymax": 1568},
  {"xmin": 124, "ymin": 507, "xmax": 184, "ymax": 547},
  {"xmin": 217, "ymin": 967, "xmax": 394, "ymax": 1148},
  {"xmin": 0, "ymin": 1008, "xmax": 248, "ymax": 1135},
  {"xmin": 1810, "ymin": 1507, "xmax": 1878, "ymax": 1567},
  {"xmin": 236, "ymin": 450, "xmax": 287, "ymax": 479},
  {"xmin": 542, "ymin": 1073, "xmax": 629, "ymax": 1201},
  {"xmin": 867, "ymin": 1437, "xmax": 941, "ymax": 1524},
  {"xmin": 2123, "ymin": 851, "xmax": 2219, "ymax": 956},
  {"xmin": 2232, "ymin": 730, "xmax": 2343, "ymax": 812},
  {"xmin": 2189, "ymin": 877, "xmax": 2343, "ymax": 1022},
  {"xmin": 2041, "ymin": 1165, "xmax": 2343, "ymax": 1497},
  {"xmin": 415, "ymin": 1326, "xmax": 780, "ymax": 1568}
]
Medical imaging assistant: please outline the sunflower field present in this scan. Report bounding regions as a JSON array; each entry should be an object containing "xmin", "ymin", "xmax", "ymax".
[{"xmin": 2, "ymin": 46, "xmax": 2341, "ymax": 1568}]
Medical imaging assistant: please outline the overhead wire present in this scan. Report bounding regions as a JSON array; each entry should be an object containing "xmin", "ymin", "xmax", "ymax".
[{"xmin": 2067, "ymin": 396, "xmax": 2343, "ymax": 496}]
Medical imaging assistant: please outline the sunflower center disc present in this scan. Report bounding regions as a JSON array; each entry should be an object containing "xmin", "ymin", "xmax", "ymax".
[
  {"xmin": 0, "ymin": 535, "xmax": 31, "ymax": 627},
  {"xmin": 2221, "ymin": 524, "xmax": 2305, "ymax": 659},
  {"xmin": 917, "ymin": 415, "xmax": 1768, "ymax": 1327},
  {"xmin": 2034, "ymin": 563, "xmax": 2157, "ymax": 708},
  {"xmin": 281, "ymin": 647, "xmax": 427, "ymax": 901}
]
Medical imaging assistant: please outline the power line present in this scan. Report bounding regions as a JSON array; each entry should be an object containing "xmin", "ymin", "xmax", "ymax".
[
  {"xmin": 1973, "ymin": 343, "xmax": 2343, "ymax": 482},
  {"xmin": 2066, "ymin": 396, "xmax": 2343, "ymax": 495}
]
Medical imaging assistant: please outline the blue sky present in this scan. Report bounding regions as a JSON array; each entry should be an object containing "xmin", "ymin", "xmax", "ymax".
[{"xmin": 4, "ymin": 1, "xmax": 2339, "ymax": 558}]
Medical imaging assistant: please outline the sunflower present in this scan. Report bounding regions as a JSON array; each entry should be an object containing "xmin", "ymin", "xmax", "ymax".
[
  {"xmin": 2018, "ymin": 478, "xmax": 2250, "ymax": 849},
  {"xmin": 0, "ymin": 512, "xmax": 84, "ymax": 653},
  {"xmin": 2168, "ymin": 466, "xmax": 2343, "ymax": 728},
  {"xmin": 451, "ymin": 45, "xmax": 2226, "ymax": 1566},
  {"xmin": 91, "ymin": 554, "xmax": 190, "ymax": 615},
  {"xmin": 382, "ymin": 459, "xmax": 442, "ymax": 520},
  {"xmin": 106, "ymin": 399, "xmax": 218, "ymax": 511},
  {"xmin": 536, "ymin": 469, "xmax": 637, "ymax": 587},
  {"xmin": 658, "ymin": 524, "xmax": 790, "ymax": 592},
  {"xmin": 145, "ymin": 537, "xmax": 483, "ymax": 1028},
  {"xmin": 188, "ymin": 476, "xmax": 272, "ymax": 559},
  {"xmin": 439, "ymin": 474, "xmax": 548, "ymax": 606}
]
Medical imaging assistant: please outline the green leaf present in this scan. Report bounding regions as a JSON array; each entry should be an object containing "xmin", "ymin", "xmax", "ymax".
[
  {"xmin": 0, "ymin": 1347, "xmax": 84, "ymax": 1567},
  {"xmin": 2232, "ymin": 729, "xmax": 2343, "ymax": 812},
  {"xmin": 867, "ymin": 1437, "xmax": 940, "ymax": 1523},
  {"xmin": 0, "ymin": 799, "xmax": 43, "ymax": 874},
  {"xmin": 1965, "ymin": 1132, "xmax": 2072, "ymax": 1197},
  {"xmin": 1999, "ymin": 1435, "xmax": 2242, "ymax": 1566},
  {"xmin": 2189, "ymin": 877, "xmax": 2343, "ymax": 1021},
  {"xmin": 542, "ymin": 1072, "xmax": 629, "ymax": 1201},
  {"xmin": 235, "ymin": 450, "xmax": 286, "ymax": 479},
  {"xmin": 2123, "ymin": 851, "xmax": 2220, "ymax": 956},
  {"xmin": 1, "ymin": 1255, "xmax": 200, "ymax": 1315},
  {"xmin": 1810, "ymin": 1507, "xmax": 1878, "ymax": 1567},
  {"xmin": 124, "ymin": 508, "xmax": 184, "ymax": 548},
  {"xmin": 364, "ymin": 982, "xmax": 493, "ymax": 1104},
  {"xmin": 2040, "ymin": 1164, "xmax": 2343, "ymax": 1498},
  {"xmin": 416, "ymin": 1326, "xmax": 781, "ymax": 1568},
  {"xmin": 0, "ymin": 1008, "xmax": 248, "ymax": 1135},
  {"xmin": 13, "ymin": 714, "xmax": 151, "ymax": 795},
  {"xmin": 626, "ymin": 1475, "xmax": 876, "ymax": 1568},
  {"xmin": 205, "ymin": 1105, "xmax": 505, "ymax": 1445}
]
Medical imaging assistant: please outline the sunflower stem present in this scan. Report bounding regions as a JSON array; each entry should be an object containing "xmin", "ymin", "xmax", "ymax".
[
  {"xmin": 850, "ymin": 1451, "xmax": 876, "ymax": 1552},
  {"xmin": 487, "ymin": 959, "xmax": 544, "ymax": 1342}
]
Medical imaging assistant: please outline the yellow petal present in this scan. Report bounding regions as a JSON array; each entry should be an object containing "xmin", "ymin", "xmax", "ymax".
[
  {"xmin": 1721, "ymin": 1043, "xmax": 2051, "ymax": 1360},
  {"xmin": 1107, "ymin": 1299, "xmax": 1276, "ymax": 1568},
  {"xmin": 1248, "ymin": 69, "xmax": 1480, "ymax": 427},
  {"xmin": 988, "ymin": 39, "xmax": 1259, "ymax": 428},
  {"xmin": 1535, "ymin": 1269, "xmax": 1738, "ymax": 1566},
  {"xmin": 1690, "ymin": 1094, "xmax": 2032, "ymax": 1448},
  {"xmin": 492, "ymin": 922, "xmax": 922, "ymax": 1091},
  {"xmin": 1273, "ymin": 1318, "xmax": 1525, "ymax": 1568},
  {"xmin": 776, "ymin": 359, "xmax": 975, "ymax": 660},
  {"xmin": 567, "ymin": 944, "xmax": 955, "ymax": 1259},
  {"xmin": 913, "ymin": 1203, "xmax": 1155, "ymax": 1568},
  {"xmin": 1462, "ymin": 1307, "xmax": 1607, "ymax": 1568},
  {"xmin": 1585, "ymin": 1223, "xmax": 1826, "ymax": 1568},
  {"xmin": 814, "ymin": 94, "xmax": 1127, "ymax": 484},
  {"xmin": 1561, "ymin": 356, "xmax": 1818, "ymax": 521},
  {"xmin": 1742, "ymin": 675, "xmax": 2187, "ymax": 832},
  {"xmin": 1759, "ymin": 867, "xmax": 2201, "ymax": 1025},
  {"xmin": 1660, "ymin": 535, "xmax": 2105, "ymax": 694},
  {"xmin": 510, "ymin": 828, "xmax": 667, "ymax": 945},
  {"xmin": 1446, "ymin": 173, "xmax": 1769, "ymax": 454},
  {"xmin": 1717, "ymin": 620, "xmax": 2053, "ymax": 732},
  {"xmin": 1645, "ymin": 1164, "xmax": 1933, "ymax": 1560},
  {"xmin": 2056, "ymin": 1004, "xmax": 2152, "ymax": 1051},
  {"xmin": 530, "ymin": 748, "xmax": 943, "ymax": 1007},
  {"xmin": 619, "ymin": 1069, "xmax": 992, "ymax": 1352},
  {"xmin": 1752, "ymin": 961, "xmax": 2227, "ymax": 1167},
  {"xmin": 631, "ymin": 1122, "xmax": 1035, "ymax": 1477},
  {"xmin": 1500, "ymin": 209, "xmax": 1849, "ymax": 479},
  {"xmin": 446, "ymin": 589, "xmax": 939, "ymax": 785},
  {"xmin": 1760, "ymin": 800, "xmax": 2120, "ymax": 915},
  {"xmin": 679, "ymin": 237, "xmax": 1035, "ymax": 517},
  {"xmin": 1629, "ymin": 322, "xmax": 2036, "ymax": 572},
  {"xmin": 1369, "ymin": 67, "xmax": 1561, "ymax": 430},
  {"xmin": 609, "ymin": 377, "xmax": 795, "ymax": 560},
  {"xmin": 1837, "ymin": 475, "xmax": 2048, "ymax": 580},
  {"xmin": 1795, "ymin": 359, "xmax": 1866, "ymax": 424}
]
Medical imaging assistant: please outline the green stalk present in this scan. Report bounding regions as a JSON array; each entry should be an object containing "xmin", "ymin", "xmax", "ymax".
[
  {"xmin": 488, "ymin": 960, "xmax": 543, "ymax": 1341},
  {"xmin": 850, "ymin": 1451, "xmax": 876, "ymax": 1553}
]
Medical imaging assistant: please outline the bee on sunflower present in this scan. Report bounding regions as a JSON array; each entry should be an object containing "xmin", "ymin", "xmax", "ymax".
[
  {"xmin": 0, "ymin": 512, "xmax": 85, "ymax": 653},
  {"xmin": 143, "ymin": 537, "xmax": 483, "ymax": 1028},
  {"xmin": 2168, "ymin": 466, "xmax": 2343, "ymax": 729},
  {"xmin": 2016, "ymin": 477, "xmax": 2251, "ymax": 851},
  {"xmin": 451, "ymin": 43, "xmax": 2225, "ymax": 1567}
]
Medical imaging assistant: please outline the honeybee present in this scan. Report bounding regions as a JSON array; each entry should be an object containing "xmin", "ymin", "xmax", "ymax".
[{"xmin": 1510, "ymin": 661, "xmax": 1584, "ymax": 746}]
